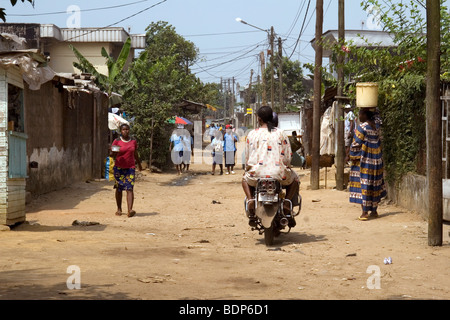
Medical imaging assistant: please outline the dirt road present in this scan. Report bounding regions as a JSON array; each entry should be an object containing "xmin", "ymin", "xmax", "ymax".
[{"xmin": 0, "ymin": 163, "xmax": 449, "ymax": 301}]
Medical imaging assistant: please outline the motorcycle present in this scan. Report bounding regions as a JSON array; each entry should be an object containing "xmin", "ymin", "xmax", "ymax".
[{"xmin": 245, "ymin": 178, "xmax": 302, "ymax": 246}]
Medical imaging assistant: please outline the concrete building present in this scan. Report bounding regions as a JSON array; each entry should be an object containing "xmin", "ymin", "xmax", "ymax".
[{"xmin": 0, "ymin": 23, "xmax": 146, "ymax": 75}]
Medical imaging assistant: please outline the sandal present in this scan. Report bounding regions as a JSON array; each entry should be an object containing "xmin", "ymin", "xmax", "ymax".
[
  {"xmin": 369, "ymin": 212, "xmax": 379, "ymax": 219},
  {"xmin": 358, "ymin": 214, "xmax": 369, "ymax": 221},
  {"xmin": 127, "ymin": 210, "xmax": 136, "ymax": 218},
  {"xmin": 115, "ymin": 210, "xmax": 122, "ymax": 216}
]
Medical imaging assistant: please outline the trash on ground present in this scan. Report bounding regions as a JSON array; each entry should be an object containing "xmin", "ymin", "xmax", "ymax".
[{"xmin": 72, "ymin": 220, "xmax": 100, "ymax": 226}]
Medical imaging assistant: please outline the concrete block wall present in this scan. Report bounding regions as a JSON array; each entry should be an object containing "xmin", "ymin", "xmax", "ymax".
[{"xmin": 387, "ymin": 173, "xmax": 450, "ymax": 222}]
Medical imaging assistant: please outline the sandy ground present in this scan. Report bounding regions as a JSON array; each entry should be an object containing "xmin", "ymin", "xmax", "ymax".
[{"xmin": 0, "ymin": 162, "xmax": 449, "ymax": 301}]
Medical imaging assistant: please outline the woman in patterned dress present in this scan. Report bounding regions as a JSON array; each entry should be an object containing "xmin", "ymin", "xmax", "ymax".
[
  {"xmin": 110, "ymin": 123, "xmax": 142, "ymax": 217},
  {"xmin": 348, "ymin": 108, "xmax": 386, "ymax": 220}
]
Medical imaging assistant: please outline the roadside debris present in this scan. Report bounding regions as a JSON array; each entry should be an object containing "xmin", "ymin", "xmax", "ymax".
[{"xmin": 72, "ymin": 220, "xmax": 100, "ymax": 226}]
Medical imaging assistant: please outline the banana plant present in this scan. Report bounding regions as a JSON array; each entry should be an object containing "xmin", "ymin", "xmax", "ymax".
[{"xmin": 70, "ymin": 37, "xmax": 132, "ymax": 106}]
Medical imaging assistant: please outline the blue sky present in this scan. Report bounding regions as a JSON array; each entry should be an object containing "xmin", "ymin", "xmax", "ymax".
[{"xmin": 3, "ymin": 0, "xmax": 437, "ymax": 87}]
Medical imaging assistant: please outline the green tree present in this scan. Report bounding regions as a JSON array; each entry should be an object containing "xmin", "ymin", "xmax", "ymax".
[
  {"xmin": 264, "ymin": 57, "xmax": 306, "ymax": 111},
  {"xmin": 119, "ymin": 21, "xmax": 220, "ymax": 169}
]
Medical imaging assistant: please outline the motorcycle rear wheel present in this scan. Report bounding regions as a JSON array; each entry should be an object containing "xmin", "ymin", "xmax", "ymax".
[{"xmin": 264, "ymin": 225, "xmax": 275, "ymax": 246}]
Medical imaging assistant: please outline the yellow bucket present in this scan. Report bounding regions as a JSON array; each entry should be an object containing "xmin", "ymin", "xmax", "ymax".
[{"xmin": 356, "ymin": 82, "xmax": 378, "ymax": 108}]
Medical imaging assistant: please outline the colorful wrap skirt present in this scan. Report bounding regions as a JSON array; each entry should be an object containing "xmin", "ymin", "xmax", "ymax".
[
  {"xmin": 349, "ymin": 122, "xmax": 386, "ymax": 211},
  {"xmin": 113, "ymin": 166, "xmax": 136, "ymax": 191}
]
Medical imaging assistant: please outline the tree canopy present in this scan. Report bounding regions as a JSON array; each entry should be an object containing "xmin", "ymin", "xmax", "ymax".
[{"xmin": 119, "ymin": 21, "xmax": 220, "ymax": 169}]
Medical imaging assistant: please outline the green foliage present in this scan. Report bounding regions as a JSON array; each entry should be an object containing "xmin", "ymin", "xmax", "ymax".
[
  {"xmin": 0, "ymin": 0, "xmax": 33, "ymax": 22},
  {"xmin": 327, "ymin": 0, "xmax": 449, "ymax": 184},
  {"xmin": 70, "ymin": 37, "xmax": 132, "ymax": 104},
  {"xmin": 118, "ymin": 21, "xmax": 221, "ymax": 169},
  {"xmin": 264, "ymin": 57, "xmax": 306, "ymax": 111},
  {"xmin": 377, "ymin": 74, "xmax": 426, "ymax": 184}
]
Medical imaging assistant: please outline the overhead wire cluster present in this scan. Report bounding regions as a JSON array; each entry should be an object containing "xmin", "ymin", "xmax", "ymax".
[
  {"xmin": 191, "ymin": 0, "xmax": 319, "ymax": 87},
  {"xmin": 7, "ymin": 0, "xmax": 326, "ymax": 87}
]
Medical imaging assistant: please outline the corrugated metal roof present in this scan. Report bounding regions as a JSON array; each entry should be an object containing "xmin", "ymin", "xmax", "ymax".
[
  {"xmin": 131, "ymin": 34, "xmax": 145, "ymax": 49},
  {"xmin": 40, "ymin": 24, "xmax": 145, "ymax": 48},
  {"xmin": 61, "ymin": 28, "xmax": 128, "ymax": 43}
]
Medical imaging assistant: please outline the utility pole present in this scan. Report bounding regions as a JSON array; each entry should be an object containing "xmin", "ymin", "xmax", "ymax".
[
  {"xmin": 335, "ymin": 0, "xmax": 345, "ymax": 190},
  {"xmin": 232, "ymin": 77, "xmax": 235, "ymax": 124},
  {"xmin": 270, "ymin": 26, "xmax": 275, "ymax": 111},
  {"xmin": 228, "ymin": 78, "xmax": 231, "ymax": 121},
  {"xmin": 246, "ymin": 69, "xmax": 255, "ymax": 125},
  {"xmin": 249, "ymin": 69, "xmax": 254, "ymax": 128},
  {"xmin": 260, "ymin": 51, "xmax": 267, "ymax": 105},
  {"xmin": 426, "ymin": 0, "xmax": 442, "ymax": 246},
  {"xmin": 311, "ymin": 0, "xmax": 323, "ymax": 190},
  {"xmin": 278, "ymin": 37, "xmax": 284, "ymax": 112}
]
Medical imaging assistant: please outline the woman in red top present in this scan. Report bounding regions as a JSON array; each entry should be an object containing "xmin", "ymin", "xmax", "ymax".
[{"xmin": 111, "ymin": 123, "xmax": 142, "ymax": 217}]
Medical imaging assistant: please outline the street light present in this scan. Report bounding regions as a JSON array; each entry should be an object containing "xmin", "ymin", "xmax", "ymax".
[
  {"xmin": 235, "ymin": 17, "xmax": 275, "ymax": 110},
  {"xmin": 235, "ymin": 17, "xmax": 269, "ymax": 33}
]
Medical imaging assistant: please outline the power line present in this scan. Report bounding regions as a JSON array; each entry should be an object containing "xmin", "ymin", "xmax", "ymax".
[
  {"xmin": 285, "ymin": 0, "xmax": 308, "ymax": 38},
  {"xmin": 198, "ymin": 39, "xmax": 266, "ymax": 63},
  {"xmin": 183, "ymin": 30, "xmax": 262, "ymax": 37},
  {"xmin": 288, "ymin": 0, "xmax": 311, "ymax": 59},
  {"xmin": 8, "ymin": 0, "xmax": 154, "ymax": 16},
  {"xmin": 63, "ymin": 0, "xmax": 167, "ymax": 42}
]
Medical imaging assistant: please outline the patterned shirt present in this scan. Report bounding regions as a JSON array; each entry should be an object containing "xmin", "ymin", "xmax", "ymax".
[{"xmin": 244, "ymin": 127, "xmax": 293, "ymax": 182}]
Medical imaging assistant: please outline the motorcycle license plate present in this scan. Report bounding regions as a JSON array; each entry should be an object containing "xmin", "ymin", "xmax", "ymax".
[{"xmin": 258, "ymin": 193, "xmax": 278, "ymax": 203}]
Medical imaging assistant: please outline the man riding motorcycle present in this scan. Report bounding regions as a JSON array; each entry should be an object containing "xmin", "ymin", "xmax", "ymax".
[{"xmin": 241, "ymin": 106, "xmax": 300, "ymax": 228}]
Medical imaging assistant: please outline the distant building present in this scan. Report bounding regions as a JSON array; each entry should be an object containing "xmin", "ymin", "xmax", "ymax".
[{"xmin": 0, "ymin": 23, "xmax": 146, "ymax": 76}]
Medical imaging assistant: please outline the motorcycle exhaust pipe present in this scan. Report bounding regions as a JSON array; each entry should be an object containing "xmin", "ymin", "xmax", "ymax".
[{"xmin": 279, "ymin": 217, "xmax": 289, "ymax": 227}]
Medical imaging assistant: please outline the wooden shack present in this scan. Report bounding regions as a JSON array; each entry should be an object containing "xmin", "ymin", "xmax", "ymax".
[{"xmin": 0, "ymin": 64, "xmax": 27, "ymax": 225}]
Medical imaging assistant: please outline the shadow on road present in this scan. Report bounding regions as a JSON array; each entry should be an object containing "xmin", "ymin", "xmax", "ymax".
[
  {"xmin": 0, "ymin": 268, "xmax": 131, "ymax": 300},
  {"xmin": 255, "ymin": 231, "xmax": 327, "ymax": 247}
]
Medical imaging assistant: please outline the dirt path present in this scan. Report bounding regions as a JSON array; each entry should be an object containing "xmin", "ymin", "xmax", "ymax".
[{"xmin": 0, "ymin": 163, "xmax": 449, "ymax": 300}]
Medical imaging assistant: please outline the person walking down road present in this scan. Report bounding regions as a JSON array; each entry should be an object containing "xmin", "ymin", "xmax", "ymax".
[
  {"xmin": 110, "ymin": 123, "xmax": 142, "ymax": 218},
  {"xmin": 181, "ymin": 129, "xmax": 194, "ymax": 172},
  {"xmin": 209, "ymin": 124, "xmax": 217, "ymax": 142},
  {"xmin": 348, "ymin": 108, "xmax": 386, "ymax": 221},
  {"xmin": 169, "ymin": 125, "xmax": 185, "ymax": 175},
  {"xmin": 211, "ymin": 129, "xmax": 224, "ymax": 175},
  {"xmin": 224, "ymin": 124, "xmax": 238, "ymax": 174}
]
